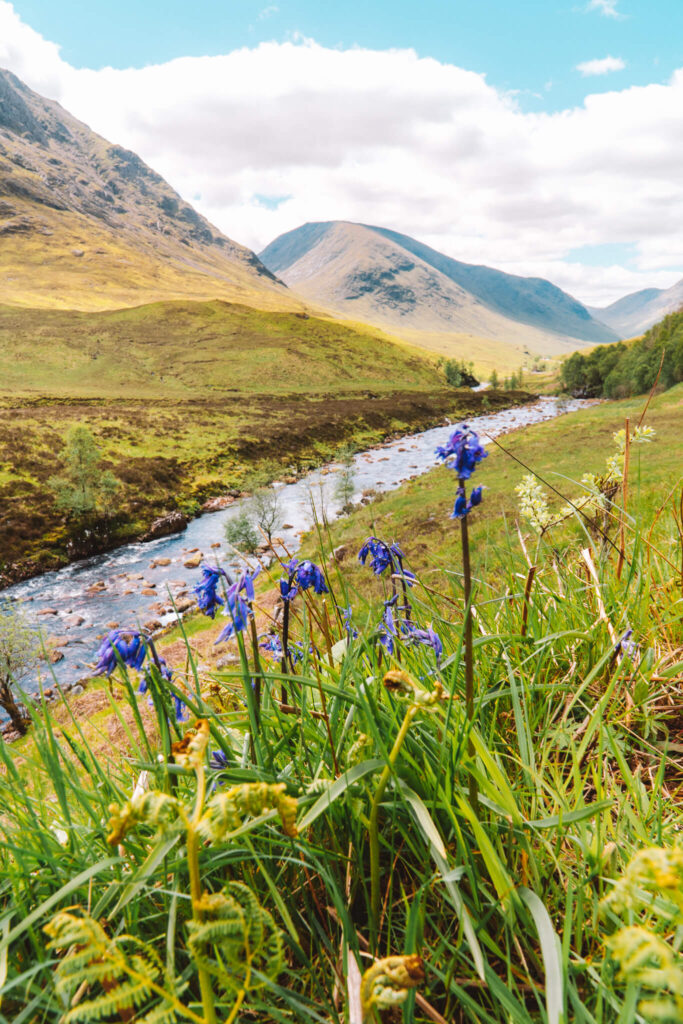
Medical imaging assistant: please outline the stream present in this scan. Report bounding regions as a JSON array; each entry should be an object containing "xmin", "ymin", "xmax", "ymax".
[{"xmin": 3, "ymin": 396, "xmax": 589, "ymax": 695}]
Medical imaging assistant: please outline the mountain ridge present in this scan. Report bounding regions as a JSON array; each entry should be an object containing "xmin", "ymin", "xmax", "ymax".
[
  {"xmin": 259, "ymin": 220, "xmax": 619, "ymax": 356},
  {"xmin": 589, "ymin": 277, "xmax": 683, "ymax": 338},
  {"xmin": 0, "ymin": 68, "xmax": 297, "ymax": 311}
]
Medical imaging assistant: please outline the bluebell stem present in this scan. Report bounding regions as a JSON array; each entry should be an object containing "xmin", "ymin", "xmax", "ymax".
[
  {"xmin": 378, "ymin": 596, "xmax": 398, "ymax": 655},
  {"xmin": 277, "ymin": 557, "xmax": 328, "ymax": 703},
  {"xmin": 339, "ymin": 606, "xmax": 359, "ymax": 639},
  {"xmin": 358, "ymin": 536, "xmax": 416, "ymax": 621},
  {"xmin": 436, "ymin": 423, "xmax": 488, "ymax": 805}
]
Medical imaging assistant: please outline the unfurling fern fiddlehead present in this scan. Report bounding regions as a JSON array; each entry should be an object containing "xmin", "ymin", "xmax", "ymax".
[
  {"xmin": 44, "ymin": 911, "xmax": 195, "ymax": 1024},
  {"xmin": 86, "ymin": 718, "xmax": 296, "ymax": 1024}
]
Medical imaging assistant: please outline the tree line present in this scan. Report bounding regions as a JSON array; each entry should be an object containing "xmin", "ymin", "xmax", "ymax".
[{"xmin": 561, "ymin": 309, "xmax": 683, "ymax": 398}]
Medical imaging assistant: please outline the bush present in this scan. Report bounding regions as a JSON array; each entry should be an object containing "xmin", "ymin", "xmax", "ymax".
[{"xmin": 224, "ymin": 510, "xmax": 260, "ymax": 553}]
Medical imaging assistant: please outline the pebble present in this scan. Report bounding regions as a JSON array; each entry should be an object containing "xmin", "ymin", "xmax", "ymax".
[
  {"xmin": 215, "ymin": 653, "xmax": 240, "ymax": 668},
  {"xmin": 150, "ymin": 557, "xmax": 171, "ymax": 567},
  {"xmin": 144, "ymin": 619, "xmax": 161, "ymax": 632},
  {"xmin": 49, "ymin": 650, "xmax": 65, "ymax": 663},
  {"xmin": 37, "ymin": 608, "xmax": 58, "ymax": 616},
  {"xmin": 141, "ymin": 588, "xmax": 156, "ymax": 597},
  {"xmin": 62, "ymin": 614, "xmax": 85, "ymax": 629},
  {"xmin": 210, "ymin": 542, "xmax": 221, "ymax": 548},
  {"xmin": 183, "ymin": 555, "xmax": 202, "ymax": 569}
]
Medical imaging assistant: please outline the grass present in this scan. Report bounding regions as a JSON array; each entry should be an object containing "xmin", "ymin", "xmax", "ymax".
[
  {"xmin": 0, "ymin": 297, "xmax": 533, "ymax": 581},
  {"xmin": 0, "ymin": 385, "xmax": 680, "ymax": 1022},
  {"xmin": 0, "ymin": 385, "xmax": 681, "ymax": 1021}
]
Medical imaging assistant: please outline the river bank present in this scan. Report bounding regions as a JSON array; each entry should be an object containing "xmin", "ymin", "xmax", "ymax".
[
  {"xmin": 0, "ymin": 386, "xmax": 531, "ymax": 588},
  {"xmin": 3, "ymin": 395, "xmax": 593, "ymax": 707}
]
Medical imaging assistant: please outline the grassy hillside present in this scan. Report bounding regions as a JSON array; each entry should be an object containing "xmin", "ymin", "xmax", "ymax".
[
  {"xmin": 0, "ymin": 298, "xmax": 441, "ymax": 398},
  {"xmin": 0, "ymin": 298, "xmax": 529, "ymax": 582}
]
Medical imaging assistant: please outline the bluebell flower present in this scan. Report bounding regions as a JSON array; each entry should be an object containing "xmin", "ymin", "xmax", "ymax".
[
  {"xmin": 450, "ymin": 485, "xmax": 484, "ymax": 520},
  {"xmin": 139, "ymin": 654, "xmax": 173, "ymax": 694},
  {"xmin": 358, "ymin": 537, "xmax": 416, "ymax": 587},
  {"xmin": 174, "ymin": 695, "xmax": 189, "ymax": 722},
  {"xmin": 93, "ymin": 629, "xmax": 147, "ymax": 676},
  {"xmin": 436, "ymin": 424, "xmax": 488, "ymax": 480},
  {"xmin": 259, "ymin": 632, "xmax": 283, "ymax": 659},
  {"xmin": 339, "ymin": 606, "xmax": 359, "ymax": 638},
  {"xmin": 193, "ymin": 564, "xmax": 227, "ymax": 618},
  {"xmin": 378, "ymin": 596, "xmax": 398, "ymax": 654},
  {"xmin": 278, "ymin": 557, "xmax": 328, "ymax": 602},
  {"xmin": 210, "ymin": 749, "xmax": 229, "ymax": 771},
  {"xmin": 403, "ymin": 622, "xmax": 443, "ymax": 664},
  {"xmin": 213, "ymin": 568, "xmax": 260, "ymax": 644}
]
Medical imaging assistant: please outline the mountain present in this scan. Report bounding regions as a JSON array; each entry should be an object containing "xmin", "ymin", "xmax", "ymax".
[
  {"xmin": 259, "ymin": 221, "xmax": 619, "ymax": 359},
  {"xmin": 589, "ymin": 278, "xmax": 683, "ymax": 338},
  {"xmin": 0, "ymin": 69, "xmax": 296, "ymax": 312}
]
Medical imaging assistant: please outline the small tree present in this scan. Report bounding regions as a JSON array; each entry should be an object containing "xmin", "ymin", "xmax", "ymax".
[
  {"xmin": 444, "ymin": 359, "xmax": 463, "ymax": 387},
  {"xmin": 0, "ymin": 603, "xmax": 40, "ymax": 734},
  {"xmin": 489, "ymin": 369, "xmax": 500, "ymax": 390},
  {"xmin": 249, "ymin": 476, "xmax": 283, "ymax": 547},
  {"xmin": 48, "ymin": 425, "xmax": 119, "ymax": 516},
  {"xmin": 334, "ymin": 446, "xmax": 356, "ymax": 512},
  {"xmin": 224, "ymin": 511, "xmax": 260, "ymax": 554}
]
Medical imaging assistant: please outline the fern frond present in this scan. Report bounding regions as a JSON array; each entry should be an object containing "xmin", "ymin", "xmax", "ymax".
[
  {"xmin": 107, "ymin": 791, "xmax": 184, "ymax": 845},
  {"xmin": 186, "ymin": 882, "xmax": 284, "ymax": 995},
  {"xmin": 200, "ymin": 782, "xmax": 298, "ymax": 842},
  {"xmin": 45, "ymin": 910, "xmax": 183, "ymax": 1024}
]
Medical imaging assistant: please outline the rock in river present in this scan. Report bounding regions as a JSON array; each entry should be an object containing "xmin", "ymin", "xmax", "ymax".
[{"xmin": 142, "ymin": 511, "xmax": 189, "ymax": 542}]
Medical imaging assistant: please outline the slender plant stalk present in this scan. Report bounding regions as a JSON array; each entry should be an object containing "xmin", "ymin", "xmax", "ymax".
[
  {"xmin": 369, "ymin": 703, "xmax": 419, "ymax": 943},
  {"xmin": 280, "ymin": 598, "xmax": 290, "ymax": 704},
  {"xmin": 459, "ymin": 478, "xmax": 477, "ymax": 807},
  {"xmin": 186, "ymin": 761, "xmax": 217, "ymax": 1024},
  {"xmin": 617, "ymin": 417, "xmax": 630, "ymax": 580}
]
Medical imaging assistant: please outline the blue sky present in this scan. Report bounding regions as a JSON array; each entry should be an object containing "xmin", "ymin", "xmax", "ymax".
[
  {"xmin": 1, "ymin": 0, "xmax": 682, "ymax": 304},
  {"xmin": 13, "ymin": 0, "xmax": 683, "ymax": 111}
]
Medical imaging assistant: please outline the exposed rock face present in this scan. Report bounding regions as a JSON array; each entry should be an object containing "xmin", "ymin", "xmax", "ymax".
[
  {"xmin": 142, "ymin": 511, "xmax": 189, "ymax": 541},
  {"xmin": 0, "ymin": 68, "xmax": 291, "ymax": 309}
]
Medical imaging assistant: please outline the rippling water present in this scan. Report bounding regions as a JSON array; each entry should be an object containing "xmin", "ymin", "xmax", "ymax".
[{"xmin": 3, "ymin": 396, "xmax": 589, "ymax": 692}]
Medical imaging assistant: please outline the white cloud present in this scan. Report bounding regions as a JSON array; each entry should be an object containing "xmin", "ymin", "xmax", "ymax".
[
  {"xmin": 586, "ymin": 0, "xmax": 621, "ymax": 18},
  {"xmin": 258, "ymin": 4, "xmax": 279, "ymax": 19},
  {"xmin": 0, "ymin": 2, "xmax": 681, "ymax": 307},
  {"xmin": 576, "ymin": 55, "xmax": 626, "ymax": 76}
]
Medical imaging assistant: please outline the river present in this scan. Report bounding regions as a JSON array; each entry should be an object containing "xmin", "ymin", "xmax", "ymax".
[{"xmin": 3, "ymin": 396, "xmax": 589, "ymax": 694}]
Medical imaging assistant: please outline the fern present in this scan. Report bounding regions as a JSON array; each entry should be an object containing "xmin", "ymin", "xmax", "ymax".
[
  {"xmin": 187, "ymin": 882, "xmax": 284, "ymax": 995},
  {"xmin": 107, "ymin": 790, "xmax": 184, "ymax": 845},
  {"xmin": 44, "ymin": 911, "xmax": 192, "ymax": 1024},
  {"xmin": 199, "ymin": 782, "xmax": 298, "ymax": 841}
]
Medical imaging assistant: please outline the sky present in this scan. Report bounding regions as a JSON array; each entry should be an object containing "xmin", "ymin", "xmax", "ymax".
[{"xmin": 1, "ymin": 0, "xmax": 682, "ymax": 306}]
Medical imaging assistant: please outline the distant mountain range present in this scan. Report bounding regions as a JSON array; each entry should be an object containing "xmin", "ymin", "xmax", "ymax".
[
  {"xmin": 589, "ymin": 277, "xmax": 683, "ymax": 338},
  {"xmin": 0, "ymin": 69, "xmax": 296, "ymax": 312},
  {"xmin": 259, "ymin": 221, "xmax": 620, "ymax": 355}
]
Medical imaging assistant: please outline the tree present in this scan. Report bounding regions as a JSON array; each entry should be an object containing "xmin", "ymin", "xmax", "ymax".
[
  {"xmin": 0, "ymin": 603, "xmax": 40, "ymax": 734},
  {"xmin": 489, "ymin": 369, "xmax": 500, "ymax": 390},
  {"xmin": 249, "ymin": 476, "xmax": 283, "ymax": 546},
  {"xmin": 334, "ymin": 446, "xmax": 356, "ymax": 512},
  {"xmin": 49, "ymin": 426, "xmax": 119, "ymax": 516},
  {"xmin": 224, "ymin": 511, "xmax": 260, "ymax": 554}
]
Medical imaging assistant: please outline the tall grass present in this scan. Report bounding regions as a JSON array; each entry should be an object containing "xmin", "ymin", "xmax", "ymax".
[{"xmin": 0, "ymin": 459, "xmax": 680, "ymax": 1022}]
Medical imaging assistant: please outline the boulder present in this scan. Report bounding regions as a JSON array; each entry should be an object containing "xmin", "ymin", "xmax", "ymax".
[
  {"xmin": 175, "ymin": 597, "xmax": 195, "ymax": 612},
  {"xmin": 331, "ymin": 544, "xmax": 349, "ymax": 564},
  {"xmin": 144, "ymin": 619, "xmax": 161, "ymax": 632},
  {"xmin": 142, "ymin": 511, "xmax": 189, "ymax": 542},
  {"xmin": 49, "ymin": 649, "xmax": 64, "ymax": 664},
  {"xmin": 183, "ymin": 555, "xmax": 202, "ymax": 569},
  {"xmin": 141, "ymin": 588, "xmax": 156, "ymax": 597},
  {"xmin": 62, "ymin": 613, "xmax": 85, "ymax": 629},
  {"xmin": 150, "ymin": 556, "xmax": 171, "ymax": 567},
  {"xmin": 202, "ymin": 495, "xmax": 235, "ymax": 512},
  {"xmin": 216, "ymin": 653, "xmax": 240, "ymax": 669},
  {"xmin": 37, "ymin": 607, "xmax": 58, "ymax": 616}
]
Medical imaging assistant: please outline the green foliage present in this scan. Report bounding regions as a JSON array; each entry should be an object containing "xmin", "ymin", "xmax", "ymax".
[
  {"xmin": 187, "ymin": 882, "xmax": 284, "ymax": 995},
  {"xmin": 444, "ymin": 357, "xmax": 478, "ymax": 388},
  {"xmin": 489, "ymin": 368, "xmax": 500, "ymax": 389},
  {"xmin": 224, "ymin": 510, "xmax": 260, "ymax": 554},
  {"xmin": 0, "ymin": 600, "xmax": 40, "ymax": 733},
  {"xmin": 0, "ymin": 392, "xmax": 681, "ymax": 1022},
  {"xmin": 48, "ymin": 424, "xmax": 119, "ymax": 516},
  {"xmin": 561, "ymin": 310, "xmax": 683, "ymax": 398},
  {"xmin": 334, "ymin": 445, "xmax": 356, "ymax": 510},
  {"xmin": 45, "ymin": 911, "xmax": 182, "ymax": 1024}
]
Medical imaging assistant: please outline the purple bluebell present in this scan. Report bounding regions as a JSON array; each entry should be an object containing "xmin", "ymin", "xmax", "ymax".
[
  {"xmin": 403, "ymin": 623, "xmax": 443, "ymax": 664},
  {"xmin": 138, "ymin": 655, "xmax": 173, "ymax": 694},
  {"xmin": 436, "ymin": 424, "xmax": 488, "ymax": 480},
  {"xmin": 210, "ymin": 749, "xmax": 229, "ymax": 771},
  {"xmin": 93, "ymin": 630, "xmax": 147, "ymax": 677},
  {"xmin": 213, "ymin": 567, "xmax": 261, "ymax": 644},
  {"xmin": 339, "ymin": 606, "xmax": 359, "ymax": 639},
  {"xmin": 193, "ymin": 564, "xmax": 227, "ymax": 619},
  {"xmin": 259, "ymin": 632, "xmax": 283, "ymax": 659},
  {"xmin": 377, "ymin": 595, "xmax": 398, "ymax": 654},
  {"xmin": 278, "ymin": 557, "xmax": 328, "ymax": 602},
  {"xmin": 450, "ymin": 484, "xmax": 485, "ymax": 520},
  {"xmin": 174, "ymin": 695, "xmax": 189, "ymax": 722},
  {"xmin": 358, "ymin": 537, "xmax": 416, "ymax": 587}
]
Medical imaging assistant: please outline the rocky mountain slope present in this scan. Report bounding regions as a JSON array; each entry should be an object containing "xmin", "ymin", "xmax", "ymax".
[
  {"xmin": 259, "ymin": 221, "xmax": 619, "ymax": 357},
  {"xmin": 0, "ymin": 68, "xmax": 297, "ymax": 311},
  {"xmin": 589, "ymin": 277, "xmax": 683, "ymax": 338}
]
